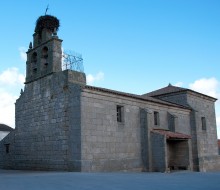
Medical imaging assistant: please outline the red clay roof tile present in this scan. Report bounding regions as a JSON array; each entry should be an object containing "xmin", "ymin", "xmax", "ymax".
[{"xmin": 152, "ymin": 129, "xmax": 191, "ymax": 139}]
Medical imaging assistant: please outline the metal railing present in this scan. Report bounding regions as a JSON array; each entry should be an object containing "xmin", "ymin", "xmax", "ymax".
[{"xmin": 62, "ymin": 50, "xmax": 84, "ymax": 72}]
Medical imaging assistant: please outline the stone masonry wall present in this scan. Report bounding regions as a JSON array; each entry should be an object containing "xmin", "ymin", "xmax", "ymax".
[
  {"xmin": 156, "ymin": 91, "xmax": 219, "ymax": 171},
  {"xmin": 80, "ymin": 89, "xmax": 191, "ymax": 172},
  {"xmin": 187, "ymin": 93, "xmax": 220, "ymax": 171},
  {"xmin": 156, "ymin": 92, "xmax": 189, "ymax": 107},
  {"xmin": 0, "ymin": 70, "xmax": 194, "ymax": 172},
  {"xmin": 151, "ymin": 132, "xmax": 166, "ymax": 172},
  {"xmin": 140, "ymin": 109, "xmax": 150, "ymax": 171},
  {"xmin": 187, "ymin": 93, "xmax": 218, "ymax": 157},
  {"xmin": 80, "ymin": 92, "xmax": 142, "ymax": 171},
  {"xmin": 199, "ymin": 155, "xmax": 220, "ymax": 172},
  {"xmin": 0, "ymin": 70, "xmax": 84, "ymax": 170}
]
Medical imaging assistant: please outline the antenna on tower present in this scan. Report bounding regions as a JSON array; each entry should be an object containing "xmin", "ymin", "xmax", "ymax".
[{"xmin": 45, "ymin": 4, "xmax": 49, "ymax": 15}]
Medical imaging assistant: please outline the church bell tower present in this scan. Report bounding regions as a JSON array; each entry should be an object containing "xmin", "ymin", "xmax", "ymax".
[{"xmin": 25, "ymin": 15, "xmax": 62, "ymax": 83}]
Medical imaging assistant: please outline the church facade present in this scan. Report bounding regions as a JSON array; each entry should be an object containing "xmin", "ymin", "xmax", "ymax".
[{"xmin": 0, "ymin": 15, "xmax": 219, "ymax": 172}]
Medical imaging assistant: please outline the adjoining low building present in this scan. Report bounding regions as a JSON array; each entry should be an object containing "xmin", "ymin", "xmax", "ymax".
[
  {"xmin": 0, "ymin": 15, "xmax": 220, "ymax": 172},
  {"xmin": 0, "ymin": 124, "xmax": 13, "ymax": 141}
]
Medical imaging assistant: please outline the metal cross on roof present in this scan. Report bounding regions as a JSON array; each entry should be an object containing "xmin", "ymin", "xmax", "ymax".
[{"xmin": 45, "ymin": 4, "xmax": 49, "ymax": 15}]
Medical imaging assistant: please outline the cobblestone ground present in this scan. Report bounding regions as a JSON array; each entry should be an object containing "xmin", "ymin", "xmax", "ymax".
[{"xmin": 0, "ymin": 170, "xmax": 219, "ymax": 190}]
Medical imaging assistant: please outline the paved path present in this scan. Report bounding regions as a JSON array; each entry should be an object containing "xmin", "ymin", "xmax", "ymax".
[{"xmin": 0, "ymin": 170, "xmax": 219, "ymax": 190}]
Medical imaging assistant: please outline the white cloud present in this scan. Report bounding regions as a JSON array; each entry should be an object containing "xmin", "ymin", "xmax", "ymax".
[
  {"xmin": 87, "ymin": 72, "xmax": 104, "ymax": 85},
  {"xmin": 0, "ymin": 89, "xmax": 17, "ymax": 128},
  {"xmin": 189, "ymin": 77, "xmax": 219, "ymax": 99},
  {"xmin": 0, "ymin": 67, "xmax": 25, "ymax": 86},
  {"xmin": 189, "ymin": 77, "xmax": 220, "ymax": 138},
  {"xmin": 19, "ymin": 47, "xmax": 27, "ymax": 61},
  {"xmin": 0, "ymin": 67, "xmax": 25, "ymax": 128},
  {"xmin": 174, "ymin": 82, "xmax": 183, "ymax": 87},
  {"xmin": 0, "ymin": 89, "xmax": 18, "ymax": 128}
]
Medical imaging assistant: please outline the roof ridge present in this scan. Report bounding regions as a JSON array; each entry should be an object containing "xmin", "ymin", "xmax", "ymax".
[
  {"xmin": 143, "ymin": 84, "xmax": 217, "ymax": 101},
  {"xmin": 143, "ymin": 84, "xmax": 187, "ymax": 97}
]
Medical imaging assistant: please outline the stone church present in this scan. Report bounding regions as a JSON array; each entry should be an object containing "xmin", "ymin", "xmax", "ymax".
[{"xmin": 0, "ymin": 15, "xmax": 219, "ymax": 172}]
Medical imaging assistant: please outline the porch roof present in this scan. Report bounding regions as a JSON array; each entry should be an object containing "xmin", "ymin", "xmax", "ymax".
[{"xmin": 151, "ymin": 129, "xmax": 191, "ymax": 140}]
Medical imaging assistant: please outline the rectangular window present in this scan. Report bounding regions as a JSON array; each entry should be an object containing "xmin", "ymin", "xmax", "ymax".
[
  {"xmin": 154, "ymin": 111, "xmax": 160, "ymax": 126},
  {"xmin": 5, "ymin": 144, "xmax": 10, "ymax": 154},
  {"xmin": 168, "ymin": 112, "xmax": 178, "ymax": 132},
  {"xmin": 201, "ymin": 117, "xmax": 206, "ymax": 131},
  {"xmin": 117, "ymin": 105, "xmax": 124, "ymax": 123}
]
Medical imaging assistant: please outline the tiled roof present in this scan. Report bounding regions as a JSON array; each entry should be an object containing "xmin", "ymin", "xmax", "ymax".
[
  {"xmin": 0, "ymin": 124, "xmax": 14, "ymax": 132},
  {"xmin": 84, "ymin": 85, "xmax": 190, "ymax": 110},
  {"xmin": 143, "ymin": 84, "xmax": 187, "ymax": 97},
  {"xmin": 151, "ymin": 129, "xmax": 191, "ymax": 139},
  {"xmin": 142, "ymin": 84, "xmax": 217, "ymax": 101}
]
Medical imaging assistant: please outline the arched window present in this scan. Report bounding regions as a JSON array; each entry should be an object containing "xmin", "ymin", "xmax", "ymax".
[
  {"xmin": 42, "ymin": 46, "xmax": 49, "ymax": 66},
  {"xmin": 31, "ymin": 52, "xmax": 37, "ymax": 62},
  {"xmin": 31, "ymin": 52, "xmax": 37, "ymax": 73}
]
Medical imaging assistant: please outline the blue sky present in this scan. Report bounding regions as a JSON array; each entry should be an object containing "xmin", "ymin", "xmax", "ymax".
[{"xmin": 0, "ymin": 0, "xmax": 219, "ymax": 137}]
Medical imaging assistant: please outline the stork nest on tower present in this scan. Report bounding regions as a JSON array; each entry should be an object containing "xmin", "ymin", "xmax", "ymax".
[{"xmin": 35, "ymin": 15, "xmax": 60, "ymax": 34}]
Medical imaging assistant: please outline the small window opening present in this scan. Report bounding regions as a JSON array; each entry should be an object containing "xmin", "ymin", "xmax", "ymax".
[
  {"xmin": 117, "ymin": 105, "xmax": 124, "ymax": 123},
  {"xmin": 31, "ymin": 52, "xmax": 37, "ymax": 62},
  {"xmin": 154, "ymin": 111, "xmax": 160, "ymax": 126},
  {"xmin": 201, "ymin": 117, "xmax": 206, "ymax": 131},
  {"xmin": 5, "ymin": 144, "xmax": 10, "ymax": 154},
  {"xmin": 31, "ymin": 52, "xmax": 38, "ymax": 73},
  {"xmin": 168, "ymin": 113, "xmax": 177, "ymax": 132},
  {"xmin": 42, "ymin": 47, "xmax": 49, "ymax": 67}
]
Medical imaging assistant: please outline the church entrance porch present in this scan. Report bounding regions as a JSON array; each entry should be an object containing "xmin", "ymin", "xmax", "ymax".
[
  {"xmin": 167, "ymin": 139, "xmax": 190, "ymax": 171},
  {"xmin": 151, "ymin": 129, "xmax": 191, "ymax": 172}
]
